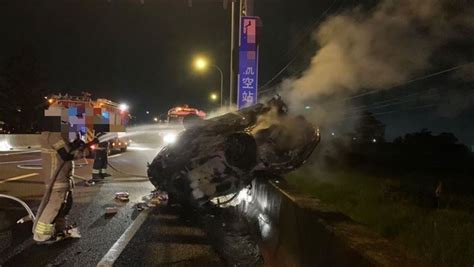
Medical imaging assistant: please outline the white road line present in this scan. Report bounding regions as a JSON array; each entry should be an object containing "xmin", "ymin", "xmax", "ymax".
[
  {"xmin": 108, "ymin": 154, "xmax": 122, "ymax": 159},
  {"xmin": 16, "ymin": 164, "xmax": 42, "ymax": 170},
  {"xmin": 0, "ymin": 158, "xmax": 41, "ymax": 165},
  {"xmin": 97, "ymin": 209, "xmax": 151, "ymax": 267},
  {"xmin": 0, "ymin": 173, "xmax": 39, "ymax": 184}
]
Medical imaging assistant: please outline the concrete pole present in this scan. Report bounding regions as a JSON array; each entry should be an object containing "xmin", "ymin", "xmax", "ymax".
[
  {"xmin": 242, "ymin": 0, "xmax": 255, "ymax": 16},
  {"xmin": 229, "ymin": 1, "xmax": 236, "ymax": 106}
]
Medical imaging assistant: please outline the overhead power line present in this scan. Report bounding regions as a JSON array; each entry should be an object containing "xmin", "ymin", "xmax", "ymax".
[
  {"xmin": 339, "ymin": 62, "xmax": 474, "ymax": 102},
  {"xmin": 333, "ymin": 90, "xmax": 474, "ymax": 124}
]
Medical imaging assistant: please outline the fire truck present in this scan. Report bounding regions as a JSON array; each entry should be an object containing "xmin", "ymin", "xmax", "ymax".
[
  {"xmin": 158, "ymin": 105, "xmax": 206, "ymax": 144},
  {"xmin": 167, "ymin": 105, "xmax": 206, "ymax": 125},
  {"xmin": 44, "ymin": 93, "xmax": 130, "ymax": 154}
]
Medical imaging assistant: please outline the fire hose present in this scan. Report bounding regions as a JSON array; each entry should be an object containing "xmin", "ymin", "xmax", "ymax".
[{"xmin": 0, "ymin": 194, "xmax": 36, "ymax": 224}]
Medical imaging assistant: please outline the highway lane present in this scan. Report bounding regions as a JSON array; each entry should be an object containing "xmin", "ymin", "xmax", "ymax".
[
  {"xmin": 0, "ymin": 136, "xmax": 161, "ymax": 266},
  {"xmin": 115, "ymin": 205, "xmax": 223, "ymax": 266},
  {"xmin": 0, "ymin": 151, "xmax": 44, "ymax": 203},
  {"xmin": 0, "ymin": 150, "xmax": 41, "ymax": 184}
]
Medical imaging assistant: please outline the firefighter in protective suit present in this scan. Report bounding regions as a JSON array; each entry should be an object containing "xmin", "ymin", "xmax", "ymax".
[
  {"xmin": 33, "ymin": 131, "xmax": 94, "ymax": 244},
  {"xmin": 91, "ymin": 140, "xmax": 110, "ymax": 180}
]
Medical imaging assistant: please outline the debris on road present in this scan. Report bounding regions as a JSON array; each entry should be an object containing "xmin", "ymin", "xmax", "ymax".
[
  {"xmin": 150, "ymin": 190, "xmax": 168, "ymax": 201},
  {"xmin": 135, "ymin": 202, "xmax": 148, "ymax": 211},
  {"xmin": 65, "ymin": 226, "xmax": 81, "ymax": 239},
  {"xmin": 105, "ymin": 207, "xmax": 118, "ymax": 215},
  {"xmin": 148, "ymin": 198, "xmax": 160, "ymax": 207},
  {"xmin": 114, "ymin": 192, "xmax": 130, "ymax": 202},
  {"xmin": 141, "ymin": 190, "xmax": 168, "ymax": 208}
]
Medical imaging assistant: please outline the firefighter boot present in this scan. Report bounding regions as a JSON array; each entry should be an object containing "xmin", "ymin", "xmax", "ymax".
[{"xmin": 91, "ymin": 172, "xmax": 104, "ymax": 181}]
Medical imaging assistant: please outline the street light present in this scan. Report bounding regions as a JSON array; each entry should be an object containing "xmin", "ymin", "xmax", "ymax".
[
  {"xmin": 193, "ymin": 56, "xmax": 224, "ymax": 107},
  {"xmin": 210, "ymin": 93, "xmax": 218, "ymax": 101},
  {"xmin": 194, "ymin": 57, "xmax": 208, "ymax": 70}
]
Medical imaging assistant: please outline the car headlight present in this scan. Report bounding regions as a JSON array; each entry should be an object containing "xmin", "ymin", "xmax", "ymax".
[{"xmin": 163, "ymin": 133, "xmax": 178, "ymax": 144}]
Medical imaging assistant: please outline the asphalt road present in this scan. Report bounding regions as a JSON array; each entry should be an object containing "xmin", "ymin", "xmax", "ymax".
[
  {"xmin": 0, "ymin": 135, "xmax": 161, "ymax": 266},
  {"xmin": 114, "ymin": 205, "xmax": 223, "ymax": 267}
]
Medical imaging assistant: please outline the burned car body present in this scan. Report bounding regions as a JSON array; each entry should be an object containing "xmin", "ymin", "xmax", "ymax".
[{"xmin": 147, "ymin": 96, "xmax": 320, "ymax": 206}]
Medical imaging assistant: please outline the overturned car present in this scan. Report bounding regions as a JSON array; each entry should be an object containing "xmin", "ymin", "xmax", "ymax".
[{"xmin": 147, "ymin": 96, "xmax": 320, "ymax": 206}]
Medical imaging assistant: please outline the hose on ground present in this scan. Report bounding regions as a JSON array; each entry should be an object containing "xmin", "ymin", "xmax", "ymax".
[{"xmin": 0, "ymin": 194, "xmax": 36, "ymax": 222}]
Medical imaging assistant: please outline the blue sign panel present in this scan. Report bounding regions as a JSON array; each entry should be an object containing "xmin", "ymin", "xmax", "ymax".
[{"xmin": 237, "ymin": 16, "xmax": 260, "ymax": 109}]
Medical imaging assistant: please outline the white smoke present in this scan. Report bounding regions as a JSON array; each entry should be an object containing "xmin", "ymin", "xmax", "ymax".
[
  {"xmin": 205, "ymin": 104, "xmax": 238, "ymax": 119},
  {"xmin": 280, "ymin": 0, "xmax": 473, "ymax": 126}
]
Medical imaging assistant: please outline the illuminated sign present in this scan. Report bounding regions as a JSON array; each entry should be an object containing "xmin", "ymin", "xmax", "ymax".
[{"xmin": 237, "ymin": 16, "xmax": 260, "ymax": 109}]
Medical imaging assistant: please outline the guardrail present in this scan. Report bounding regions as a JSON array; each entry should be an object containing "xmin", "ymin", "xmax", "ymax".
[{"xmin": 244, "ymin": 178, "xmax": 422, "ymax": 267}]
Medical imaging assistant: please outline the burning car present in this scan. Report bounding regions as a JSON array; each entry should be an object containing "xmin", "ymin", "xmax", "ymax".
[{"xmin": 147, "ymin": 96, "xmax": 320, "ymax": 206}]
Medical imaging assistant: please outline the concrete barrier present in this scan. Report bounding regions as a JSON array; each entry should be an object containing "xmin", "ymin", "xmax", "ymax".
[
  {"xmin": 244, "ymin": 178, "xmax": 422, "ymax": 267},
  {"xmin": 0, "ymin": 134, "xmax": 41, "ymax": 151}
]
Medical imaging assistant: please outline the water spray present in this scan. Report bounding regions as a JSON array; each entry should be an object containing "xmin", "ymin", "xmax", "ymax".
[{"xmin": 97, "ymin": 124, "xmax": 183, "ymax": 143}]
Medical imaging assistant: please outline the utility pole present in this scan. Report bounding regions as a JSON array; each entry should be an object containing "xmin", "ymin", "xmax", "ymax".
[
  {"xmin": 229, "ymin": 0, "xmax": 236, "ymax": 106},
  {"xmin": 242, "ymin": 0, "xmax": 255, "ymax": 16}
]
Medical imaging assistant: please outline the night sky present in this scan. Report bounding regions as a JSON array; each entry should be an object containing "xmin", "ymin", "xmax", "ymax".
[{"xmin": 0, "ymin": 0, "xmax": 472, "ymax": 145}]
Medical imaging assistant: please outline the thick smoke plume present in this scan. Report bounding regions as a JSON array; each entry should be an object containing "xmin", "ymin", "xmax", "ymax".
[{"xmin": 282, "ymin": 0, "xmax": 473, "ymax": 123}]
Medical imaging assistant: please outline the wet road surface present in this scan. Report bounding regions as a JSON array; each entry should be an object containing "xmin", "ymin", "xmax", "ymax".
[
  {"xmin": 0, "ymin": 132, "xmax": 262, "ymax": 266},
  {"xmin": 115, "ymin": 205, "xmax": 223, "ymax": 266},
  {"xmin": 0, "ymin": 137, "xmax": 158, "ymax": 266}
]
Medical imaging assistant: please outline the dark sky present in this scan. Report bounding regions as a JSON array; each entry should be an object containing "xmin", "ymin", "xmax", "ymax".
[
  {"xmin": 0, "ymin": 0, "xmax": 338, "ymax": 113},
  {"xmin": 0, "ymin": 0, "xmax": 472, "ymax": 145},
  {"xmin": 0, "ymin": 0, "xmax": 232, "ymax": 112}
]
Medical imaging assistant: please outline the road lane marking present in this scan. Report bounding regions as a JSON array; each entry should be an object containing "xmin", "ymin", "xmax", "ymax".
[
  {"xmin": 108, "ymin": 154, "xmax": 122, "ymax": 159},
  {"xmin": 16, "ymin": 164, "xmax": 42, "ymax": 170},
  {"xmin": 0, "ymin": 173, "xmax": 39, "ymax": 184},
  {"xmin": 0, "ymin": 158, "xmax": 41, "ymax": 165},
  {"xmin": 97, "ymin": 208, "xmax": 151, "ymax": 267},
  {"xmin": 15, "ymin": 159, "xmax": 88, "ymax": 170}
]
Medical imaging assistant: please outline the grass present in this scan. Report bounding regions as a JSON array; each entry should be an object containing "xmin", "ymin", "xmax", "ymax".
[{"xmin": 287, "ymin": 168, "xmax": 474, "ymax": 267}]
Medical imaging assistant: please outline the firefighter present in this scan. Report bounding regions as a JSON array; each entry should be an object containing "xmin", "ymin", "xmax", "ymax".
[
  {"xmin": 33, "ymin": 131, "xmax": 94, "ymax": 244},
  {"xmin": 91, "ymin": 140, "xmax": 110, "ymax": 180}
]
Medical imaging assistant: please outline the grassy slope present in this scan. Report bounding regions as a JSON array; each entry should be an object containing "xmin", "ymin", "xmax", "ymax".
[{"xmin": 287, "ymin": 168, "xmax": 474, "ymax": 267}]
